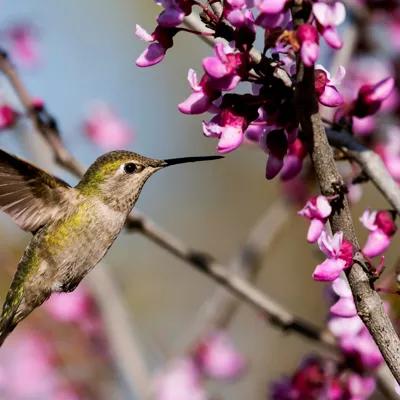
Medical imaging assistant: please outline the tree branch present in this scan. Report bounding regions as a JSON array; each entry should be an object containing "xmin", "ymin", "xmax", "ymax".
[
  {"xmin": 294, "ymin": 55, "xmax": 400, "ymax": 383},
  {"xmin": 327, "ymin": 129, "xmax": 400, "ymax": 215}
]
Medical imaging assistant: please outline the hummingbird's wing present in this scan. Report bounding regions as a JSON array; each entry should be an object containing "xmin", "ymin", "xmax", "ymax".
[{"xmin": 0, "ymin": 149, "xmax": 73, "ymax": 232}]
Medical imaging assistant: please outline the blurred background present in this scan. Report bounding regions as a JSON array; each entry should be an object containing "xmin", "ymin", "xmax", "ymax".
[{"xmin": 0, "ymin": 1, "xmax": 396, "ymax": 399}]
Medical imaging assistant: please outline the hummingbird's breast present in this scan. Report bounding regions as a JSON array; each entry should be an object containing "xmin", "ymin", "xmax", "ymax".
[{"xmin": 32, "ymin": 198, "xmax": 127, "ymax": 292}]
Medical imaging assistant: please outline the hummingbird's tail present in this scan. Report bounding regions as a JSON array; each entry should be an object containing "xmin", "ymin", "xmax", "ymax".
[{"xmin": 0, "ymin": 288, "xmax": 25, "ymax": 347}]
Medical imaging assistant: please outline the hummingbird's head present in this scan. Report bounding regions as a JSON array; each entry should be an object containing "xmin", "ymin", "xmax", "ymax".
[{"xmin": 76, "ymin": 150, "xmax": 222, "ymax": 212}]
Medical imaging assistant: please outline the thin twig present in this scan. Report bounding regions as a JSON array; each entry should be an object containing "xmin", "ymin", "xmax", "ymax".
[
  {"xmin": 293, "ymin": 9, "xmax": 400, "ymax": 382},
  {"xmin": 327, "ymin": 129, "xmax": 400, "ymax": 215}
]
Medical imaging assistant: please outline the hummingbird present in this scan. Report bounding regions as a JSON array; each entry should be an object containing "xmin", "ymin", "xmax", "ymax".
[{"xmin": 0, "ymin": 149, "xmax": 222, "ymax": 345}]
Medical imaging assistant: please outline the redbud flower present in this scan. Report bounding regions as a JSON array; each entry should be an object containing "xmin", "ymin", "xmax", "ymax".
[
  {"xmin": 352, "ymin": 77, "xmax": 395, "ymax": 118},
  {"xmin": 280, "ymin": 138, "xmax": 307, "ymax": 181},
  {"xmin": 348, "ymin": 374, "xmax": 376, "ymax": 399},
  {"xmin": 298, "ymin": 195, "xmax": 332, "ymax": 243},
  {"xmin": 313, "ymin": 231, "xmax": 353, "ymax": 281},
  {"xmin": 83, "ymin": 103, "xmax": 133, "ymax": 150},
  {"xmin": 178, "ymin": 69, "xmax": 220, "ymax": 114},
  {"xmin": 153, "ymin": 359, "xmax": 206, "ymax": 400},
  {"xmin": 330, "ymin": 276, "xmax": 357, "ymax": 317},
  {"xmin": 0, "ymin": 105, "xmax": 18, "ymax": 130},
  {"xmin": 6, "ymin": 24, "xmax": 40, "ymax": 69},
  {"xmin": 254, "ymin": 0, "xmax": 286, "ymax": 14},
  {"xmin": 296, "ymin": 24, "xmax": 319, "ymax": 67},
  {"xmin": 264, "ymin": 128, "xmax": 289, "ymax": 179},
  {"xmin": 156, "ymin": 0, "xmax": 193, "ymax": 28},
  {"xmin": 202, "ymin": 108, "xmax": 246, "ymax": 153},
  {"xmin": 315, "ymin": 65, "xmax": 345, "ymax": 107},
  {"xmin": 312, "ymin": 1, "xmax": 346, "ymax": 49},
  {"xmin": 360, "ymin": 209, "xmax": 396, "ymax": 258},
  {"xmin": 328, "ymin": 315, "xmax": 364, "ymax": 338},
  {"xmin": 193, "ymin": 331, "xmax": 246, "ymax": 380},
  {"xmin": 202, "ymin": 43, "xmax": 245, "ymax": 91},
  {"xmin": 341, "ymin": 329, "xmax": 384, "ymax": 369},
  {"xmin": 135, "ymin": 24, "xmax": 176, "ymax": 67}
]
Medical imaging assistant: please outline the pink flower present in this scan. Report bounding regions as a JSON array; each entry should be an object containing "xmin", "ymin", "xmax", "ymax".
[
  {"xmin": 254, "ymin": 0, "xmax": 287, "ymax": 14},
  {"xmin": 352, "ymin": 77, "xmax": 395, "ymax": 118},
  {"xmin": 156, "ymin": 0, "xmax": 192, "ymax": 28},
  {"xmin": 83, "ymin": 103, "xmax": 133, "ymax": 150},
  {"xmin": 264, "ymin": 129, "xmax": 289, "ymax": 179},
  {"xmin": 313, "ymin": 2, "xmax": 346, "ymax": 49},
  {"xmin": 178, "ymin": 69, "xmax": 220, "ymax": 114},
  {"xmin": 135, "ymin": 25, "xmax": 176, "ymax": 67},
  {"xmin": 297, "ymin": 24, "xmax": 319, "ymax": 67},
  {"xmin": 153, "ymin": 359, "xmax": 207, "ymax": 400},
  {"xmin": 360, "ymin": 209, "xmax": 396, "ymax": 257},
  {"xmin": 330, "ymin": 276, "xmax": 357, "ymax": 317},
  {"xmin": 313, "ymin": 231, "xmax": 353, "ymax": 281},
  {"xmin": 298, "ymin": 195, "xmax": 332, "ymax": 243},
  {"xmin": 193, "ymin": 332, "xmax": 246, "ymax": 380},
  {"xmin": 341, "ymin": 330, "xmax": 384, "ymax": 369},
  {"xmin": 315, "ymin": 65, "xmax": 345, "ymax": 107},
  {"xmin": 280, "ymin": 138, "xmax": 307, "ymax": 180},
  {"xmin": 348, "ymin": 374, "xmax": 376, "ymax": 399},
  {"xmin": 202, "ymin": 43, "xmax": 245, "ymax": 91},
  {"xmin": 0, "ymin": 105, "xmax": 18, "ymax": 130},
  {"xmin": 45, "ymin": 286, "xmax": 93, "ymax": 323},
  {"xmin": 328, "ymin": 315, "xmax": 364, "ymax": 338},
  {"xmin": 6, "ymin": 24, "xmax": 40, "ymax": 69},
  {"xmin": 202, "ymin": 108, "xmax": 246, "ymax": 153}
]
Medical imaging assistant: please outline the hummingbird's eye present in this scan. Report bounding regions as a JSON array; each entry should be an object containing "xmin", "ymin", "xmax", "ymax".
[{"xmin": 123, "ymin": 163, "xmax": 137, "ymax": 174}]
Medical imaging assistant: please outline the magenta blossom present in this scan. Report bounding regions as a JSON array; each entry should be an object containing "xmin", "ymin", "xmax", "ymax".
[
  {"xmin": 153, "ymin": 359, "xmax": 206, "ymax": 400},
  {"xmin": 178, "ymin": 69, "xmax": 220, "ymax": 114},
  {"xmin": 193, "ymin": 331, "xmax": 246, "ymax": 380},
  {"xmin": 202, "ymin": 108, "xmax": 247, "ymax": 153},
  {"xmin": 315, "ymin": 65, "xmax": 345, "ymax": 107},
  {"xmin": 296, "ymin": 24, "xmax": 319, "ymax": 67},
  {"xmin": 312, "ymin": 1, "xmax": 346, "ymax": 49},
  {"xmin": 313, "ymin": 231, "xmax": 353, "ymax": 281},
  {"xmin": 341, "ymin": 329, "xmax": 384, "ymax": 370},
  {"xmin": 360, "ymin": 209, "xmax": 396, "ymax": 258},
  {"xmin": 298, "ymin": 195, "xmax": 332, "ymax": 243},
  {"xmin": 352, "ymin": 77, "xmax": 395, "ymax": 118},
  {"xmin": 330, "ymin": 276, "xmax": 357, "ymax": 317},
  {"xmin": 135, "ymin": 24, "xmax": 176, "ymax": 67},
  {"xmin": 0, "ymin": 105, "xmax": 18, "ymax": 131},
  {"xmin": 376, "ymin": 126, "xmax": 400, "ymax": 182},
  {"xmin": 156, "ymin": 0, "xmax": 193, "ymax": 28},
  {"xmin": 6, "ymin": 23, "xmax": 40, "ymax": 69},
  {"xmin": 202, "ymin": 42, "xmax": 246, "ymax": 91},
  {"xmin": 280, "ymin": 138, "xmax": 307, "ymax": 180},
  {"xmin": 83, "ymin": 103, "xmax": 133, "ymax": 150}
]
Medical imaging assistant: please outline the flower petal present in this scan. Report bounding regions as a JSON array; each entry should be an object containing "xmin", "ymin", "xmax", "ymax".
[
  {"xmin": 178, "ymin": 92, "xmax": 211, "ymax": 115},
  {"xmin": 313, "ymin": 258, "xmax": 346, "ymax": 281},
  {"xmin": 136, "ymin": 43, "xmax": 166, "ymax": 67},
  {"xmin": 362, "ymin": 229, "xmax": 391, "ymax": 258},
  {"xmin": 330, "ymin": 297, "xmax": 357, "ymax": 317},
  {"xmin": 307, "ymin": 219, "xmax": 325, "ymax": 243},
  {"xmin": 217, "ymin": 126, "xmax": 244, "ymax": 153},
  {"xmin": 319, "ymin": 85, "xmax": 344, "ymax": 107}
]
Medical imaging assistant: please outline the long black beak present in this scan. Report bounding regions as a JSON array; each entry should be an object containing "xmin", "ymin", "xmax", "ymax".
[{"xmin": 163, "ymin": 155, "xmax": 223, "ymax": 167}]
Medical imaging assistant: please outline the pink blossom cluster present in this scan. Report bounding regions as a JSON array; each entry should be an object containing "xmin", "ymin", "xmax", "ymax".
[
  {"xmin": 298, "ymin": 195, "xmax": 354, "ymax": 281},
  {"xmin": 135, "ymin": 0, "xmax": 350, "ymax": 179},
  {"xmin": 153, "ymin": 331, "xmax": 245, "ymax": 400},
  {"xmin": 271, "ymin": 356, "xmax": 376, "ymax": 400}
]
